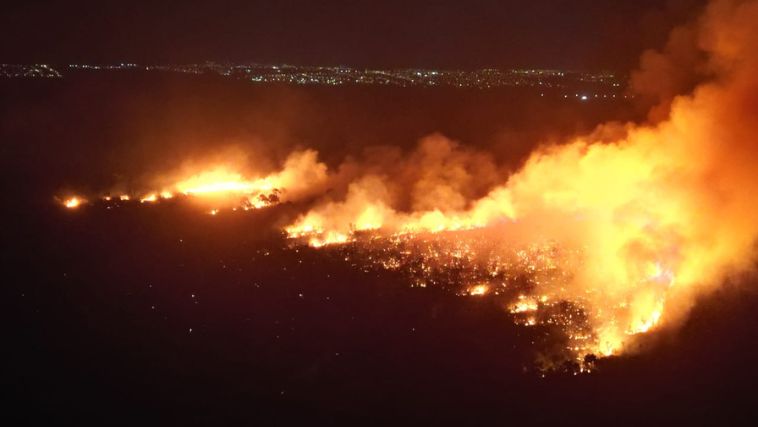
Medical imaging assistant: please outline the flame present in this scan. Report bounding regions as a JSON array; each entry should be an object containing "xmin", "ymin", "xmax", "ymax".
[
  {"xmin": 510, "ymin": 295, "xmax": 539, "ymax": 313},
  {"xmin": 63, "ymin": 196, "xmax": 85, "ymax": 209},
  {"xmin": 61, "ymin": 149, "xmax": 329, "ymax": 213},
  {"xmin": 140, "ymin": 193, "xmax": 158, "ymax": 203},
  {"xmin": 174, "ymin": 168, "xmax": 274, "ymax": 196}
]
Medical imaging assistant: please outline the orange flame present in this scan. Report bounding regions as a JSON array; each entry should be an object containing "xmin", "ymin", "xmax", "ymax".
[
  {"xmin": 62, "ymin": 149, "xmax": 329, "ymax": 213},
  {"xmin": 62, "ymin": 196, "xmax": 85, "ymax": 209}
]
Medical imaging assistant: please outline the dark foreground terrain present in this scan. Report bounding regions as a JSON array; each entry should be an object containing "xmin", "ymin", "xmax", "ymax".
[{"xmin": 2, "ymin": 74, "xmax": 757, "ymax": 425}]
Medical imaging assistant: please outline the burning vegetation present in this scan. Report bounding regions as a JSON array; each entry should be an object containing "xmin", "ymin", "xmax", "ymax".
[
  {"xmin": 58, "ymin": 0, "xmax": 758, "ymax": 370},
  {"xmin": 285, "ymin": 0, "xmax": 758, "ymax": 365},
  {"xmin": 60, "ymin": 149, "xmax": 328, "ymax": 214}
]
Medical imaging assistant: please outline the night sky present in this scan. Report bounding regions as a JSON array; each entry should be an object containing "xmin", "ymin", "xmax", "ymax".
[{"xmin": 3, "ymin": 0, "xmax": 702, "ymax": 70}]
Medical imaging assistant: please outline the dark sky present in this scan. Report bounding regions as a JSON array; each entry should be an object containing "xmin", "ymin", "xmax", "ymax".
[{"xmin": 2, "ymin": 0, "xmax": 703, "ymax": 70}]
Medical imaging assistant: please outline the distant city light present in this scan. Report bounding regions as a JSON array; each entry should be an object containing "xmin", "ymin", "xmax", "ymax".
[{"xmin": 1, "ymin": 63, "xmax": 626, "ymax": 95}]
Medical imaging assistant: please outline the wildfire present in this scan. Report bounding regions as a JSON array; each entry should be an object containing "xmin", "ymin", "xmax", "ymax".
[
  {"xmin": 283, "ymin": 0, "xmax": 758, "ymax": 363},
  {"xmin": 282, "ymin": 141, "xmax": 685, "ymax": 359},
  {"xmin": 55, "ymin": 0, "xmax": 758, "ymax": 370}
]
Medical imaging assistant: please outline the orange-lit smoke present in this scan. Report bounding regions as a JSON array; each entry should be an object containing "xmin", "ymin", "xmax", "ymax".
[
  {"xmin": 286, "ymin": 0, "xmax": 758, "ymax": 358},
  {"xmin": 285, "ymin": 134, "xmax": 509, "ymax": 245}
]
